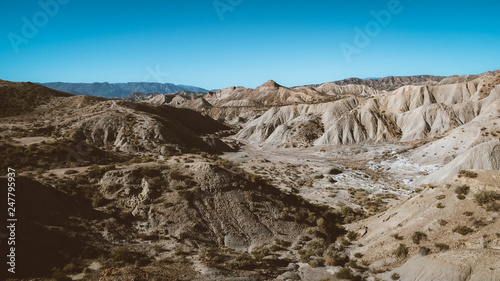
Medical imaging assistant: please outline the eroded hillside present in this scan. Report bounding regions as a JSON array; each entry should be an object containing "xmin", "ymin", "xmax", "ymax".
[{"xmin": 1, "ymin": 70, "xmax": 500, "ymax": 280}]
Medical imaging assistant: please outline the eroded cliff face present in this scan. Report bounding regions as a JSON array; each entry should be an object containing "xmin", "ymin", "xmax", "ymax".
[{"xmin": 236, "ymin": 74, "xmax": 500, "ymax": 148}]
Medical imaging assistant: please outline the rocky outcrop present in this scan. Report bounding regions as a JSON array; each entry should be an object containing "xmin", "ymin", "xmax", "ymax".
[
  {"xmin": 204, "ymin": 80, "xmax": 376, "ymax": 107},
  {"xmin": 97, "ymin": 163, "xmax": 339, "ymax": 250},
  {"xmin": 236, "ymin": 74, "xmax": 500, "ymax": 147}
]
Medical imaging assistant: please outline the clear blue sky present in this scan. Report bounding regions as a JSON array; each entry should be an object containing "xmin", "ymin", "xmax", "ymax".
[{"xmin": 1, "ymin": 0, "xmax": 499, "ymax": 89}]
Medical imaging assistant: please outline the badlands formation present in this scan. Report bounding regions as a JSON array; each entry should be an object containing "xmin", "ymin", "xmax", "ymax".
[{"xmin": 0, "ymin": 70, "xmax": 499, "ymax": 280}]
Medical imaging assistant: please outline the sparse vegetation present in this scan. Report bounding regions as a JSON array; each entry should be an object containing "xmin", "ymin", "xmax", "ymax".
[
  {"xmin": 412, "ymin": 231, "xmax": 427, "ymax": 245},
  {"xmin": 458, "ymin": 170, "xmax": 478, "ymax": 178},
  {"xmin": 474, "ymin": 190, "xmax": 499, "ymax": 206},
  {"xmin": 324, "ymin": 244, "xmax": 349, "ymax": 266},
  {"xmin": 391, "ymin": 272, "xmax": 401, "ymax": 280},
  {"xmin": 486, "ymin": 202, "xmax": 500, "ymax": 212},
  {"xmin": 453, "ymin": 225, "xmax": 474, "ymax": 235},
  {"xmin": 346, "ymin": 231, "xmax": 358, "ymax": 241},
  {"xmin": 5, "ymin": 76, "xmax": 500, "ymax": 280},
  {"xmin": 438, "ymin": 219, "xmax": 448, "ymax": 226},
  {"xmin": 200, "ymin": 248, "xmax": 227, "ymax": 266},
  {"xmin": 393, "ymin": 244, "xmax": 408, "ymax": 258},
  {"xmin": 419, "ymin": 246, "xmax": 431, "ymax": 256},
  {"xmin": 335, "ymin": 266, "xmax": 361, "ymax": 281},
  {"xmin": 455, "ymin": 185, "xmax": 470, "ymax": 195},
  {"xmin": 435, "ymin": 243, "xmax": 450, "ymax": 251},
  {"xmin": 435, "ymin": 195, "xmax": 446, "ymax": 200},
  {"xmin": 308, "ymin": 257, "xmax": 324, "ymax": 268},
  {"xmin": 392, "ymin": 233, "xmax": 404, "ymax": 240},
  {"xmin": 299, "ymin": 239, "xmax": 326, "ymax": 262}
]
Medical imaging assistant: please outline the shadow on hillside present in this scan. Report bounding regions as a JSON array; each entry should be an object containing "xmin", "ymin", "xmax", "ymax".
[{"xmin": 0, "ymin": 177, "xmax": 106, "ymax": 278}]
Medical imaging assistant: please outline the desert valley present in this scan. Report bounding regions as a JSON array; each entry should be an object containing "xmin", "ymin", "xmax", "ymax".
[{"xmin": 1, "ymin": 69, "xmax": 500, "ymax": 281}]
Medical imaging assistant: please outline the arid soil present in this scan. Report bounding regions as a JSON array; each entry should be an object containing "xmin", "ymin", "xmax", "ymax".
[{"xmin": 1, "ymin": 71, "xmax": 500, "ymax": 280}]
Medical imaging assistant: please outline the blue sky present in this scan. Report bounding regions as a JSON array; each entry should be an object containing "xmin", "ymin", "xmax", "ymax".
[{"xmin": 1, "ymin": 0, "xmax": 499, "ymax": 89}]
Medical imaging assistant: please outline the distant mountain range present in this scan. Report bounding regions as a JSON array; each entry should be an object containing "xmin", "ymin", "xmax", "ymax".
[
  {"xmin": 296, "ymin": 75, "xmax": 447, "ymax": 91},
  {"xmin": 37, "ymin": 72, "xmax": 493, "ymax": 99},
  {"xmin": 37, "ymin": 82, "xmax": 209, "ymax": 98}
]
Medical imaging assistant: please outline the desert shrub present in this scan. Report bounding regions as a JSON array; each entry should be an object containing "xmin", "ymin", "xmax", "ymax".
[
  {"xmin": 463, "ymin": 211, "xmax": 473, "ymax": 216},
  {"xmin": 391, "ymin": 272, "xmax": 401, "ymax": 280},
  {"xmin": 486, "ymin": 202, "xmax": 500, "ymax": 212},
  {"xmin": 305, "ymin": 239, "xmax": 326, "ymax": 257},
  {"xmin": 392, "ymin": 233, "xmax": 404, "ymax": 240},
  {"xmin": 338, "ymin": 206, "xmax": 365, "ymax": 223},
  {"xmin": 200, "ymin": 248, "xmax": 226, "ymax": 266},
  {"xmin": 458, "ymin": 170, "xmax": 478, "ymax": 178},
  {"xmin": 473, "ymin": 219, "xmax": 488, "ymax": 228},
  {"xmin": 308, "ymin": 257, "xmax": 324, "ymax": 268},
  {"xmin": 324, "ymin": 244, "xmax": 349, "ymax": 266},
  {"xmin": 269, "ymin": 244, "xmax": 282, "ymax": 252},
  {"xmin": 91, "ymin": 192, "xmax": 107, "ymax": 208},
  {"xmin": 336, "ymin": 236, "xmax": 351, "ymax": 248},
  {"xmin": 457, "ymin": 194, "xmax": 466, "ymax": 200},
  {"xmin": 474, "ymin": 190, "xmax": 499, "ymax": 206},
  {"xmin": 354, "ymin": 253, "xmax": 363, "ymax": 259},
  {"xmin": 75, "ymin": 174, "xmax": 89, "ymax": 185},
  {"xmin": 438, "ymin": 219, "xmax": 448, "ymax": 226},
  {"xmin": 216, "ymin": 158, "xmax": 237, "ymax": 170},
  {"xmin": 346, "ymin": 231, "xmax": 358, "ymax": 241},
  {"xmin": 345, "ymin": 260, "xmax": 364, "ymax": 270},
  {"xmin": 435, "ymin": 195, "xmax": 446, "ymax": 200},
  {"xmin": 243, "ymin": 172, "xmax": 262, "ymax": 183},
  {"xmin": 225, "ymin": 253, "xmax": 256, "ymax": 270},
  {"xmin": 455, "ymin": 185, "xmax": 470, "ymax": 195},
  {"xmin": 453, "ymin": 225, "xmax": 474, "ymax": 235},
  {"xmin": 393, "ymin": 244, "xmax": 408, "ymax": 258},
  {"xmin": 412, "ymin": 231, "xmax": 427, "ymax": 245},
  {"xmin": 335, "ymin": 267, "xmax": 361, "ymax": 281},
  {"xmin": 435, "ymin": 243, "xmax": 450, "ymax": 251},
  {"xmin": 436, "ymin": 203, "xmax": 445, "ymax": 209},
  {"xmin": 418, "ymin": 246, "xmax": 431, "ymax": 256},
  {"xmin": 250, "ymin": 246, "xmax": 271, "ymax": 260}
]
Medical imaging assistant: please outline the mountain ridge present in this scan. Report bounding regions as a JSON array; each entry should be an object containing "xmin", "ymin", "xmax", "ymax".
[{"xmin": 37, "ymin": 82, "xmax": 209, "ymax": 98}]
